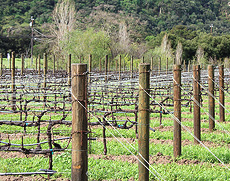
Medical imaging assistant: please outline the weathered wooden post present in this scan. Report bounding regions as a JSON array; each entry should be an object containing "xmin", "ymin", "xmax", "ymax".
[
  {"xmin": 183, "ymin": 60, "xmax": 186, "ymax": 72},
  {"xmin": 105, "ymin": 55, "xmax": 108, "ymax": 82},
  {"xmin": 108, "ymin": 59, "xmax": 111, "ymax": 73},
  {"xmin": 119, "ymin": 55, "xmax": 121, "ymax": 80},
  {"xmin": 43, "ymin": 53, "xmax": 47, "ymax": 108},
  {"xmin": 158, "ymin": 57, "xmax": 161, "ymax": 75},
  {"xmin": 99, "ymin": 58, "xmax": 101, "ymax": 73},
  {"xmin": 38, "ymin": 55, "xmax": 41, "ymax": 75},
  {"xmin": 142, "ymin": 56, "xmax": 144, "ymax": 63},
  {"xmin": 166, "ymin": 58, "xmax": 168, "ymax": 75},
  {"xmin": 43, "ymin": 53, "xmax": 48, "ymax": 87},
  {"xmin": 188, "ymin": 60, "xmax": 191, "ymax": 72},
  {"xmin": 21, "ymin": 54, "xmax": 24, "ymax": 76},
  {"xmin": 35, "ymin": 57, "xmax": 37, "ymax": 72},
  {"xmin": 208, "ymin": 65, "xmax": 215, "ymax": 131},
  {"xmin": 138, "ymin": 63, "xmax": 150, "ymax": 181},
  {"xmin": 116, "ymin": 59, "xmax": 118, "ymax": 73},
  {"xmin": 173, "ymin": 64, "xmax": 181, "ymax": 157},
  {"xmin": 88, "ymin": 54, "xmax": 92, "ymax": 83},
  {"xmin": 68, "ymin": 54, "xmax": 71, "ymax": 86},
  {"xmin": 9, "ymin": 53, "xmax": 12, "ymax": 70},
  {"xmin": 151, "ymin": 57, "xmax": 153, "ymax": 76},
  {"xmin": 130, "ymin": 56, "xmax": 133, "ymax": 78},
  {"xmin": 219, "ymin": 65, "xmax": 225, "ymax": 122},
  {"xmin": 11, "ymin": 52, "xmax": 16, "ymax": 111},
  {"xmin": 71, "ymin": 63, "xmax": 88, "ymax": 181},
  {"xmin": 89, "ymin": 54, "xmax": 92, "ymax": 73},
  {"xmin": 193, "ymin": 65, "xmax": 201, "ymax": 144},
  {"xmin": 0, "ymin": 53, "xmax": 2, "ymax": 76},
  {"xmin": 53, "ymin": 54, "xmax": 55, "ymax": 74}
]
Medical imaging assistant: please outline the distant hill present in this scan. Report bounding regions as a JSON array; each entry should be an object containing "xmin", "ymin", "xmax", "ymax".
[
  {"xmin": 0, "ymin": 0, "xmax": 230, "ymax": 35},
  {"xmin": 0, "ymin": 0, "xmax": 230, "ymax": 55}
]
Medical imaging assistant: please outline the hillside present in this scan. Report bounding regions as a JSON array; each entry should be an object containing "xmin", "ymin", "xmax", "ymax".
[
  {"xmin": 0, "ymin": 0, "xmax": 230, "ymax": 35},
  {"xmin": 0, "ymin": 0, "xmax": 230, "ymax": 61}
]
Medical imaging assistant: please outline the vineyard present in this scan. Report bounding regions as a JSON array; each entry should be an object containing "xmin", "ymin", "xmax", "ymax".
[{"xmin": 0, "ymin": 53, "xmax": 230, "ymax": 180}]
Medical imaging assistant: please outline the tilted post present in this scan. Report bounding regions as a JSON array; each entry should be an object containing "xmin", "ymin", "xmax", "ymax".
[
  {"xmin": 138, "ymin": 63, "xmax": 150, "ymax": 181},
  {"xmin": 71, "ymin": 63, "xmax": 88, "ymax": 181},
  {"xmin": 173, "ymin": 65, "xmax": 181, "ymax": 157},
  {"xmin": 193, "ymin": 65, "xmax": 201, "ymax": 144},
  {"xmin": 208, "ymin": 65, "xmax": 215, "ymax": 131},
  {"xmin": 219, "ymin": 65, "xmax": 225, "ymax": 122}
]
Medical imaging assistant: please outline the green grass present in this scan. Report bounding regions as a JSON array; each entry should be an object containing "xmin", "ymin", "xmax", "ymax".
[{"xmin": 1, "ymin": 152, "xmax": 230, "ymax": 180}]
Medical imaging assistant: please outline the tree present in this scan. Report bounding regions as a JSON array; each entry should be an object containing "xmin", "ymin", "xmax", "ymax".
[{"xmin": 50, "ymin": 0, "xmax": 76, "ymax": 63}]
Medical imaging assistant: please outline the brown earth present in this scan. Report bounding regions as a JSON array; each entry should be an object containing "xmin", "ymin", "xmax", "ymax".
[{"xmin": 0, "ymin": 176, "xmax": 69, "ymax": 181}]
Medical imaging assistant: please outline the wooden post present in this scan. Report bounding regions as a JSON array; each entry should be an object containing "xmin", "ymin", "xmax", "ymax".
[
  {"xmin": 9, "ymin": 53, "xmax": 12, "ymax": 70},
  {"xmin": 38, "ymin": 55, "xmax": 41, "ymax": 75},
  {"xmin": 151, "ymin": 57, "xmax": 153, "ymax": 76},
  {"xmin": 138, "ymin": 63, "xmax": 150, "ymax": 181},
  {"xmin": 43, "ymin": 53, "xmax": 47, "ymax": 108},
  {"xmin": 43, "ymin": 53, "xmax": 48, "ymax": 87},
  {"xmin": 142, "ymin": 56, "xmax": 144, "ymax": 63},
  {"xmin": 166, "ymin": 58, "xmax": 168, "ymax": 75},
  {"xmin": 219, "ymin": 65, "xmax": 225, "ymax": 122},
  {"xmin": 193, "ymin": 65, "xmax": 201, "ymax": 144},
  {"xmin": 183, "ymin": 60, "xmax": 186, "ymax": 72},
  {"xmin": 0, "ymin": 53, "xmax": 2, "ymax": 76},
  {"xmin": 108, "ymin": 58, "xmax": 110, "ymax": 73},
  {"xmin": 71, "ymin": 63, "xmax": 88, "ymax": 181},
  {"xmin": 68, "ymin": 54, "xmax": 71, "ymax": 86},
  {"xmin": 173, "ymin": 64, "xmax": 181, "ymax": 157},
  {"xmin": 105, "ymin": 55, "xmax": 108, "ymax": 82},
  {"xmin": 99, "ymin": 58, "xmax": 101, "ymax": 72},
  {"xmin": 89, "ymin": 54, "xmax": 92, "ymax": 83},
  {"xmin": 89, "ymin": 54, "xmax": 92, "ymax": 73},
  {"xmin": 53, "ymin": 54, "xmax": 55, "ymax": 74},
  {"xmin": 11, "ymin": 52, "xmax": 16, "ymax": 111},
  {"xmin": 208, "ymin": 65, "xmax": 215, "ymax": 131},
  {"xmin": 116, "ymin": 59, "xmax": 118, "ymax": 73},
  {"xmin": 130, "ymin": 56, "xmax": 133, "ymax": 78},
  {"xmin": 35, "ymin": 56, "xmax": 37, "ymax": 72},
  {"xmin": 188, "ymin": 61, "xmax": 190, "ymax": 72},
  {"xmin": 158, "ymin": 57, "xmax": 161, "ymax": 75},
  {"xmin": 21, "ymin": 54, "xmax": 24, "ymax": 75},
  {"xmin": 119, "ymin": 55, "xmax": 121, "ymax": 80}
]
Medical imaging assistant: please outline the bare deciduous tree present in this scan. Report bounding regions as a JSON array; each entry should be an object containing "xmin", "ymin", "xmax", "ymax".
[{"xmin": 50, "ymin": 0, "xmax": 76, "ymax": 63}]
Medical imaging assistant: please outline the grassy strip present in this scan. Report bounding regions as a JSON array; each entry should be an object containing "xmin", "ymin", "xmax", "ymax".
[
  {"xmin": 89, "ymin": 140, "xmax": 230, "ymax": 164},
  {"xmin": 0, "ymin": 153, "xmax": 230, "ymax": 180}
]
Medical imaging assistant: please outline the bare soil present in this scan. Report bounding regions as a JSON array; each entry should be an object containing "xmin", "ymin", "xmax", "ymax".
[{"xmin": 0, "ymin": 175, "xmax": 69, "ymax": 181}]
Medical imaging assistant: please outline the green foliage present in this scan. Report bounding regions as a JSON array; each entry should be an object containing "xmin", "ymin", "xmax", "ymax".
[
  {"xmin": 146, "ymin": 26, "xmax": 230, "ymax": 63},
  {"xmin": 62, "ymin": 28, "xmax": 111, "ymax": 67}
]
